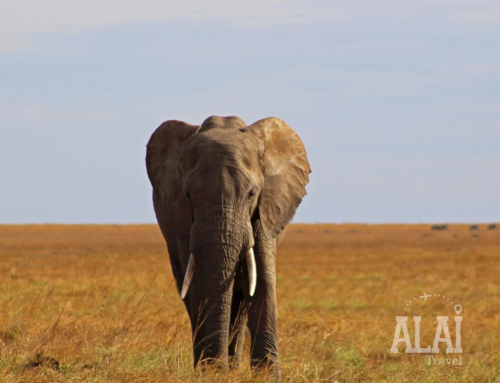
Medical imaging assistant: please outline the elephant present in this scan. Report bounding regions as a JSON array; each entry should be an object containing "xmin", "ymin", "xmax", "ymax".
[
  {"xmin": 145, "ymin": 115, "xmax": 310, "ymax": 375},
  {"xmin": 430, "ymin": 224, "xmax": 448, "ymax": 231}
]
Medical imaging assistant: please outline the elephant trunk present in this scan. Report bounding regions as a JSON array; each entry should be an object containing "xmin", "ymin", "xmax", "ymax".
[
  {"xmin": 190, "ymin": 250, "xmax": 234, "ymax": 368},
  {"xmin": 188, "ymin": 206, "xmax": 251, "ymax": 368}
]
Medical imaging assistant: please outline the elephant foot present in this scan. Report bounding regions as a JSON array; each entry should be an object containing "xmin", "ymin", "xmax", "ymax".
[
  {"xmin": 251, "ymin": 358, "xmax": 281, "ymax": 382},
  {"xmin": 195, "ymin": 356, "xmax": 229, "ymax": 372}
]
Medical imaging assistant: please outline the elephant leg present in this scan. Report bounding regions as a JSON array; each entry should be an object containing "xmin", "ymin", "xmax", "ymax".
[
  {"xmin": 167, "ymin": 238, "xmax": 192, "ymax": 317},
  {"xmin": 228, "ymin": 289, "xmax": 248, "ymax": 368},
  {"xmin": 247, "ymin": 224, "xmax": 280, "ymax": 377},
  {"xmin": 247, "ymin": 279, "xmax": 279, "ymax": 371}
]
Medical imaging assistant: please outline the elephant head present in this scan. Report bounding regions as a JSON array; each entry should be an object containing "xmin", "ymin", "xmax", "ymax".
[{"xmin": 146, "ymin": 116, "xmax": 310, "ymax": 371}]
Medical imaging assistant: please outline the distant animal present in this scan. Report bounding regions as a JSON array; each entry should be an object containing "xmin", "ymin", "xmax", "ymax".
[
  {"xmin": 488, "ymin": 224, "xmax": 497, "ymax": 230},
  {"xmin": 431, "ymin": 224, "xmax": 448, "ymax": 231},
  {"xmin": 469, "ymin": 225, "xmax": 479, "ymax": 231},
  {"xmin": 146, "ymin": 116, "xmax": 310, "ymax": 376}
]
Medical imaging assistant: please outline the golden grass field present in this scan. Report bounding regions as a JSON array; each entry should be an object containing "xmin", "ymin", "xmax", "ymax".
[{"xmin": 0, "ymin": 224, "xmax": 499, "ymax": 382}]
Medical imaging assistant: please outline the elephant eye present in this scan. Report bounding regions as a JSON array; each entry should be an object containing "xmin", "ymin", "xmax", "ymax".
[
  {"xmin": 185, "ymin": 192, "xmax": 191, "ymax": 200},
  {"xmin": 248, "ymin": 188, "xmax": 257, "ymax": 199}
]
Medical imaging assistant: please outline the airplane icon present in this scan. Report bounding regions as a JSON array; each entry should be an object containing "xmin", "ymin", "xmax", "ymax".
[{"xmin": 420, "ymin": 293, "xmax": 431, "ymax": 301}]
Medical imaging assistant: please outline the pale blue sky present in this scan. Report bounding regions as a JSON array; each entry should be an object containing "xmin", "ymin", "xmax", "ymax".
[{"xmin": 1, "ymin": 1, "xmax": 499, "ymax": 223}]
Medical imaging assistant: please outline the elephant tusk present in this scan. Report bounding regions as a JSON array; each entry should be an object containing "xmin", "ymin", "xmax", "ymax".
[
  {"xmin": 246, "ymin": 248, "xmax": 257, "ymax": 297},
  {"xmin": 181, "ymin": 254, "xmax": 196, "ymax": 300}
]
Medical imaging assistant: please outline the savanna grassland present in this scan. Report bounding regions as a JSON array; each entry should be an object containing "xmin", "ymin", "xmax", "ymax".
[{"xmin": 0, "ymin": 224, "xmax": 499, "ymax": 382}]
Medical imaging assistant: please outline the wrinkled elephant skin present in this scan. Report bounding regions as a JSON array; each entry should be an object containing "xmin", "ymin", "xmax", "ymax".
[{"xmin": 146, "ymin": 116, "xmax": 311, "ymax": 377}]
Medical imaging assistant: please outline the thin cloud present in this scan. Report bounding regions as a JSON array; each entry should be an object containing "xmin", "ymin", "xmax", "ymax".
[
  {"xmin": 450, "ymin": 10, "xmax": 500, "ymax": 23},
  {"xmin": 2, "ymin": 1, "xmax": 500, "ymax": 53}
]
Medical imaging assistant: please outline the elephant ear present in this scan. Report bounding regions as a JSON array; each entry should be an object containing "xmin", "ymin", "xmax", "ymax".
[
  {"xmin": 247, "ymin": 117, "xmax": 311, "ymax": 239},
  {"xmin": 146, "ymin": 120, "xmax": 199, "ymax": 239}
]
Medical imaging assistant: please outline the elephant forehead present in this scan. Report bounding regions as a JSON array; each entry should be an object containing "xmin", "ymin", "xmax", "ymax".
[
  {"xmin": 181, "ymin": 134, "xmax": 263, "ymax": 193},
  {"xmin": 183, "ymin": 130, "xmax": 263, "ymax": 170}
]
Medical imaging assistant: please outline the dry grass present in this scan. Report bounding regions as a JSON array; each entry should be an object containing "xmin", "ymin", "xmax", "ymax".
[{"xmin": 0, "ymin": 223, "xmax": 499, "ymax": 382}]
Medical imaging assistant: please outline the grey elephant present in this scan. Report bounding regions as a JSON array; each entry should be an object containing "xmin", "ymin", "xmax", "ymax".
[{"xmin": 146, "ymin": 116, "xmax": 310, "ymax": 374}]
